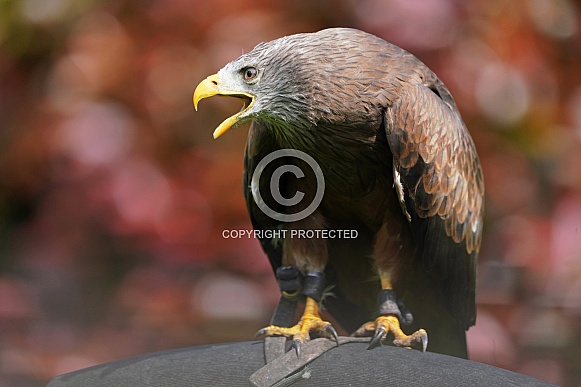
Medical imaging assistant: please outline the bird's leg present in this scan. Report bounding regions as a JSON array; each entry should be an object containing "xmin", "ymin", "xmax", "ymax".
[
  {"xmin": 353, "ymin": 273, "xmax": 427, "ymax": 351},
  {"xmin": 257, "ymin": 270, "xmax": 338, "ymax": 355},
  {"xmin": 256, "ymin": 213, "xmax": 338, "ymax": 354},
  {"xmin": 352, "ymin": 222, "xmax": 427, "ymax": 351}
]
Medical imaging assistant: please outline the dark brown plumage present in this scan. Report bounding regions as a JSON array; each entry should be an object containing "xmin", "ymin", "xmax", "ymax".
[{"xmin": 194, "ymin": 28, "xmax": 484, "ymax": 358}]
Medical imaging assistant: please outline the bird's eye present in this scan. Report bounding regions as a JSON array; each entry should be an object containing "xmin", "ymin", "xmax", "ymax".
[{"xmin": 243, "ymin": 67, "xmax": 258, "ymax": 81}]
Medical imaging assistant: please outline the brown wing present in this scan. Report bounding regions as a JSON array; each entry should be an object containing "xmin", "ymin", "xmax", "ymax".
[{"xmin": 385, "ymin": 82, "xmax": 484, "ymax": 328}]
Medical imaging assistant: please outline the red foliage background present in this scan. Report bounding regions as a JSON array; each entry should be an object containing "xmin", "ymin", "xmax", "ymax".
[{"xmin": 0, "ymin": 1, "xmax": 580, "ymax": 385}]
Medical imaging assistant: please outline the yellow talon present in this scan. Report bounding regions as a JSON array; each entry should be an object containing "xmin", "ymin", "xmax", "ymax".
[
  {"xmin": 354, "ymin": 315, "xmax": 428, "ymax": 352},
  {"xmin": 256, "ymin": 297, "xmax": 338, "ymax": 355}
]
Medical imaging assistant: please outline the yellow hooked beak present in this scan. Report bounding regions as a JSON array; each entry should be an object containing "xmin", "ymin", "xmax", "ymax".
[{"xmin": 193, "ymin": 74, "xmax": 255, "ymax": 139}]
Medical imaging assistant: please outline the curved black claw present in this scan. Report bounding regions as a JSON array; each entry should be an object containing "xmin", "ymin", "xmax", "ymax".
[
  {"xmin": 255, "ymin": 327, "xmax": 268, "ymax": 338},
  {"xmin": 368, "ymin": 326, "xmax": 386, "ymax": 350},
  {"xmin": 292, "ymin": 339, "xmax": 302, "ymax": 357},
  {"xmin": 419, "ymin": 331, "xmax": 428, "ymax": 353},
  {"xmin": 325, "ymin": 325, "xmax": 340, "ymax": 347}
]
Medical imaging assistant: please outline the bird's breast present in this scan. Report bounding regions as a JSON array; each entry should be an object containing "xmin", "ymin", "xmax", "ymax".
[
  {"xmin": 291, "ymin": 132, "xmax": 396, "ymax": 228},
  {"xmin": 260, "ymin": 116, "xmax": 398, "ymax": 228}
]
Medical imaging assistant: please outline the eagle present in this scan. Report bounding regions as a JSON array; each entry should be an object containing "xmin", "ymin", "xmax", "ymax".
[{"xmin": 194, "ymin": 28, "xmax": 484, "ymax": 358}]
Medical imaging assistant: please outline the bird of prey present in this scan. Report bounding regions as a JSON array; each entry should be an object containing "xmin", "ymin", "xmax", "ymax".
[{"xmin": 194, "ymin": 28, "xmax": 484, "ymax": 358}]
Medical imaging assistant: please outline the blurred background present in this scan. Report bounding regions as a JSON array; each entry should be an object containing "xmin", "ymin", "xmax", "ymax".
[{"xmin": 0, "ymin": 0, "xmax": 580, "ymax": 385}]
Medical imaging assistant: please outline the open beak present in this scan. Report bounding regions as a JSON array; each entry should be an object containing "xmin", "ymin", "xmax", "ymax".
[{"xmin": 193, "ymin": 74, "xmax": 255, "ymax": 139}]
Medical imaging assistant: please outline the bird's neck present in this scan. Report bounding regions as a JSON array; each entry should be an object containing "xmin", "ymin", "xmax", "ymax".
[{"xmin": 259, "ymin": 117, "xmax": 317, "ymax": 152}]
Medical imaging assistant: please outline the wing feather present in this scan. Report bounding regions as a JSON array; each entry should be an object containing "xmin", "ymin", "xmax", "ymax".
[{"xmin": 385, "ymin": 82, "xmax": 484, "ymax": 328}]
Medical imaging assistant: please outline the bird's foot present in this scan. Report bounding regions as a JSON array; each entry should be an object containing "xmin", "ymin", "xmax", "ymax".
[
  {"xmin": 256, "ymin": 297, "xmax": 338, "ymax": 356},
  {"xmin": 353, "ymin": 315, "xmax": 428, "ymax": 352}
]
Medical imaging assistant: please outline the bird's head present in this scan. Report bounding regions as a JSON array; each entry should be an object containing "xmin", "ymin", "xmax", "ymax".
[
  {"xmin": 194, "ymin": 28, "xmax": 388, "ymax": 140},
  {"xmin": 194, "ymin": 34, "xmax": 314, "ymax": 139}
]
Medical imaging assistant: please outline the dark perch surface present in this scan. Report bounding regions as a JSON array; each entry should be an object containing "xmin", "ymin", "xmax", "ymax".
[{"xmin": 47, "ymin": 340, "xmax": 555, "ymax": 387}]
